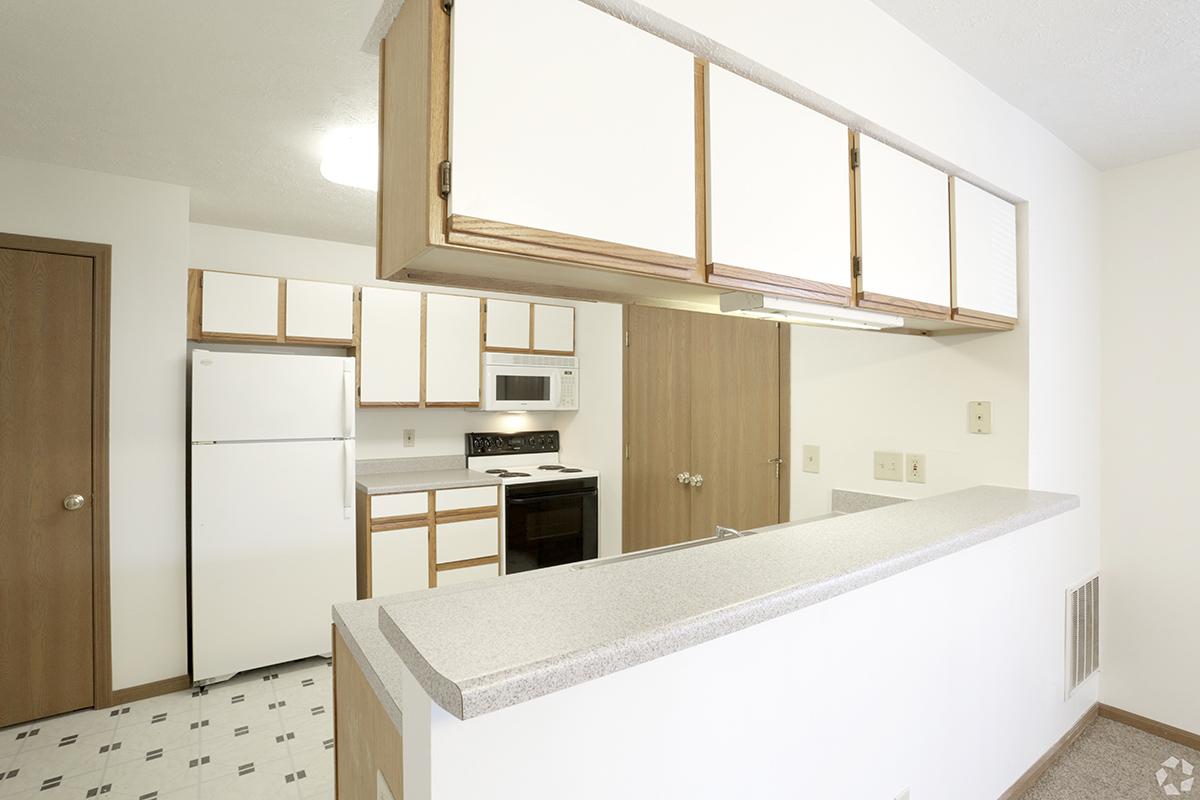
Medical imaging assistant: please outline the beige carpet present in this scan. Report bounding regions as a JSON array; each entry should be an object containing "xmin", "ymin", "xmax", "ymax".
[{"xmin": 1022, "ymin": 717, "xmax": 1200, "ymax": 799}]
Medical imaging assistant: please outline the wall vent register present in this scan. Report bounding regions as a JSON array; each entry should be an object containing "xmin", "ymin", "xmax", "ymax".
[{"xmin": 1066, "ymin": 574, "xmax": 1100, "ymax": 696}]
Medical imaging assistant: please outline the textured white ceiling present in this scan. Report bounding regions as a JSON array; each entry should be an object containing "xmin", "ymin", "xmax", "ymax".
[
  {"xmin": 0, "ymin": 0, "xmax": 378, "ymax": 245},
  {"xmin": 868, "ymin": 0, "xmax": 1200, "ymax": 169}
]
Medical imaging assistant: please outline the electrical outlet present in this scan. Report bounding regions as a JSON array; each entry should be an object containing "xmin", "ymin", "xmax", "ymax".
[
  {"xmin": 906, "ymin": 453, "xmax": 925, "ymax": 483},
  {"xmin": 969, "ymin": 401, "xmax": 992, "ymax": 434},
  {"xmin": 802, "ymin": 444, "xmax": 820, "ymax": 474},
  {"xmin": 403, "ymin": 429, "xmax": 416, "ymax": 448},
  {"xmin": 874, "ymin": 451, "xmax": 902, "ymax": 481}
]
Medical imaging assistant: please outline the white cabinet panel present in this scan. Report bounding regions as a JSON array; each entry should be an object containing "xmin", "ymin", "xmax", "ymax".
[
  {"xmin": 424, "ymin": 294, "xmax": 481, "ymax": 404},
  {"xmin": 450, "ymin": 0, "xmax": 694, "ymax": 258},
  {"xmin": 858, "ymin": 136, "xmax": 951, "ymax": 309},
  {"xmin": 435, "ymin": 486, "xmax": 498, "ymax": 513},
  {"xmin": 436, "ymin": 562, "xmax": 499, "ymax": 588},
  {"xmin": 484, "ymin": 299, "xmax": 530, "ymax": 350},
  {"xmin": 371, "ymin": 527, "xmax": 430, "ymax": 596},
  {"xmin": 285, "ymin": 280, "xmax": 353, "ymax": 341},
  {"xmin": 435, "ymin": 517, "xmax": 499, "ymax": 564},
  {"xmin": 532, "ymin": 304, "xmax": 575, "ymax": 353},
  {"xmin": 708, "ymin": 66, "xmax": 851, "ymax": 290},
  {"xmin": 201, "ymin": 271, "xmax": 278, "ymax": 337},
  {"xmin": 953, "ymin": 178, "xmax": 1018, "ymax": 319},
  {"xmin": 359, "ymin": 287, "xmax": 421, "ymax": 404},
  {"xmin": 371, "ymin": 492, "xmax": 429, "ymax": 520}
]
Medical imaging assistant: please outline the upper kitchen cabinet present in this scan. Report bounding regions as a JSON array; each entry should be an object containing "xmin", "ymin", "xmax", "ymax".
[
  {"xmin": 424, "ymin": 293, "xmax": 482, "ymax": 406},
  {"xmin": 484, "ymin": 299, "xmax": 575, "ymax": 354},
  {"xmin": 951, "ymin": 178, "xmax": 1018, "ymax": 329},
  {"xmin": 706, "ymin": 65, "xmax": 852, "ymax": 305},
  {"xmin": 531, "ymin": 304, "xmax": 574, "ymax": 354},
  {"xmin": 378, "ymin": 0, "xmax": 699, "ymax": 295},
  {"xmin": 284, "ymin": 279, "xmax": 354, "ymax": 343},
  {"xmin": 193, "ymin": 270, "xmax": 279, "ymax": 340},
  {"xmin": 357, "ymin": 286, "xmax": 421, "ymax": 406},
  {"xmin": 855, "ymin": 134, "xmax": 951, "ymax": 320},
  {"xmin": 483, "ymin": 299, "xmax": 530, "ymax": 351}
]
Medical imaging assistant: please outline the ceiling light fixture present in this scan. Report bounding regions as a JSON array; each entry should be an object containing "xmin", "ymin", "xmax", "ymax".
[
  {"xmin": 319, "ymin": 127, "xmax": 378, "ymax": 191},
  {"xmin": 719, "ymin": 291, "xmax": 904, "ymax": 331}
]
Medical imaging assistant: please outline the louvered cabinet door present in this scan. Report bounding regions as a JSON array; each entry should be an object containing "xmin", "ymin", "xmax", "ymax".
[
  {"xmin": 952, "ymin": 177, "xmax": 1018, "ymax": 328},
  {"xmin": 447, "ymin": 0, "xmax": 695, "ymax": 275}
]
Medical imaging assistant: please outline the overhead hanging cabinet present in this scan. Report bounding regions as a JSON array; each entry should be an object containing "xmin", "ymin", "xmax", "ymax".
[{"xmin": 950, "ymin": 177, "xmax": 1019, "ymax": 329}]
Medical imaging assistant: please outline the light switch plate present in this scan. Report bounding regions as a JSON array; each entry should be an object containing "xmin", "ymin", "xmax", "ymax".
[
  {"xmin": 403, "ymin": 428, "xmax": 416, "ymax": 447},
  {"xmin": 969, "ymin": 401, "xmax": 992, "ymax": 434},
  {"xmin": 906, "ymin": 453, "xmax": 925, "ymax": 483},
  {"xmin": 874, "ymin": 451, "xmax": 903, "ymax": 481},
  {"xmin": 802, "ymin": 444, "xmax": 820, "ymax": 474}
]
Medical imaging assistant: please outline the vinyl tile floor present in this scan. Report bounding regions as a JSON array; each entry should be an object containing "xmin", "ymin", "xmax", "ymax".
[
  {"xmin": 1021, "ymin": 717, "xmax": 1200, "ymax": 799},
  {"xmin": 0, "ymin": 657, "xmax": 334, "ymax": 800}
]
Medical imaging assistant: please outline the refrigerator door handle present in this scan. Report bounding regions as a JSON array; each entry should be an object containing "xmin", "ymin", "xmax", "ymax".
[
  {"xmin": 343, "ymin": 439, "xmax": 355, "ymax": 520},
  {"xmin": 342, "ymin": 361, "xmax": 355, "ymax": 437}
]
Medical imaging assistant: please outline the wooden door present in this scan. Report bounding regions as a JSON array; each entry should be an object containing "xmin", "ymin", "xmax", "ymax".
[
  {"xmin": 687, "ymin": 313, "xmax": 782, "ymax": 541},
  {"xmin": 448, "ymin": 0, "xmax": 695, "ymax": 270},
  {"xmin": 0, "ymin": 246, "xmax": 98, "ymax": 726},
  {"xmin": 623, "ymin": 306, "xmax": 693, "ymax": 552}
]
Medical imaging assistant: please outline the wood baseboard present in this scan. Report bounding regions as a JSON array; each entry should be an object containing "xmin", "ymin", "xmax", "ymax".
[
  {"xmin": 108, "ymin": 674, "xmax": 191, "ymax": 706},
  {"xmin": 998, "ymin": 703, "xmax": 1099, "ymax": 800},
  {"xmin": 1099, "ymin": 703, "xmax": 1200, "ymax": 752}
]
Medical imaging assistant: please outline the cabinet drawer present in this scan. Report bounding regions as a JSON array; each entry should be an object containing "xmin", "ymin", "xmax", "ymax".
[
  {"xmin": 371, "ymin": 527, "xmax": 430, "ymax": 596},
  {"xmin": 436, "ymin": 561, "xmax": 499, "ymax": 588},
  {"xmin": 435, "ymin": 517, "xmax": 499, "ymax": 564},
  {"xmin": 434, "ymin": 486, "xmax": 498, "ymax": 513},
  {"xmin": 371, "ymin": 492, "xmax": 429, "ymax": 520},
  {"xmin": 285, "ymin": 280, "xmax": 354, "ymax": 341},
  {"xmin": 201, "ymin": 271, "xmax": 279, "ymax": 337}
]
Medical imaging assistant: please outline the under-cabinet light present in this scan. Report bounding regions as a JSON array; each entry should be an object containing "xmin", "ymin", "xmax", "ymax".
[{"xmin": 719, "ymin": 291, "xmax": 904, "ymax": 331}]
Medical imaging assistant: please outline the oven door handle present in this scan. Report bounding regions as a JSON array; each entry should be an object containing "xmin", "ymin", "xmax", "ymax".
[{"xmin": 508, "ymin": 491, "xmax": 597, "ymax": 504}]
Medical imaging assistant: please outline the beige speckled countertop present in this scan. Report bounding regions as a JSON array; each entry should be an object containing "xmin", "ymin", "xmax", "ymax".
[
  {"xmin": 374, "ymin": 486, "xmax": 1078, "ymax": 720},
  {"xmin": 355, "ymin": 468, "xmax": 500, "ymax": 496}
]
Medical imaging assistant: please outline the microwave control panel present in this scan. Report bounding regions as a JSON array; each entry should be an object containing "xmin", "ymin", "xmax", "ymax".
[{"xmin": 559, "ymin": 370, "xmax": 577, "ymax": 409}]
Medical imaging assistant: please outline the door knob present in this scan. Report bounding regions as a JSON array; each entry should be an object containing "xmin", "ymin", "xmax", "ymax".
[
  {"xmin": 63, "ymin": 494, "xmax": 86, "ymax": 511},
  {"xmin": 676, "ymin": 472, "xmax": 691, "ymax": 484},
  {"xmin": 689, "ymin": 474, "xmax": 704, "ymax": 487}
]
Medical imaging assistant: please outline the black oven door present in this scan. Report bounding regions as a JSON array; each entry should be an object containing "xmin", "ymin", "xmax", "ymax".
[{"xmin": 504, "ymin": 477, "xmax": 598, "ymax": 574}]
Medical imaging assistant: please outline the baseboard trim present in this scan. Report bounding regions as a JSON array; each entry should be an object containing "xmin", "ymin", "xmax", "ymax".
[
  {"xmin": 108, "ymin": 674, "xmax": 191, "ymax": 706},
  {"xmin": 1099, "ymin": 704, "xmax": 1200, "ymax": 752},
  {"xmin": 998, "ymin": 703, "xmax": 1099, "ymax": 800}
]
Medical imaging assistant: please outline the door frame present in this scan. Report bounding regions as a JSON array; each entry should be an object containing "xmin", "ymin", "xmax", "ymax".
[
  {"xmin": 621, "ymin": 304, "xmax": 791, "ymax": 552},
  {"xmin": 1, "ymin": 232, "xmax": 113, "ymax": 709}
]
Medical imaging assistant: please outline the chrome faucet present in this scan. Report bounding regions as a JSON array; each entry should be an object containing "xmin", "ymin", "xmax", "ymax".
[{"xmin": 715, "ymin": 525, "xmax": 742, "ymax": 540}]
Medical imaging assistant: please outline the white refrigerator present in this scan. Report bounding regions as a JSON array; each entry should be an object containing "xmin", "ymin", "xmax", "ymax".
[{"xmin": 190, "ymin": 349, "xmax": 357, "ymax": 684}]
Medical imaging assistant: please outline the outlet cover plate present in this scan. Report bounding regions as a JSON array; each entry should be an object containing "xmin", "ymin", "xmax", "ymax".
[
  {"xmin": 906, "ymin": 453, "xmax": 925, "ymax": 483},
  {"xmin": 969, "ymin": 401, "xmax": 992, "ymax": 434},
  {"xmin": 403, "ymin": 428, "xmax": 416, "ymax": 447},
  {"xmin": 803, "ymin": 444, "xmax": 820, "ymax": 474},
  {"xmin": 874, "ymin": 451, "xmax": 903, "ymax": 481}
]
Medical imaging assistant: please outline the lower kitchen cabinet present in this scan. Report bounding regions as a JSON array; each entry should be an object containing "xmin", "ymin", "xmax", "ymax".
[
  {"xmin": 434, "ymin": 517, "xmax": 499, "ymax": 565},
  {"xmin": 333, "ymin": 626, "xmax": 403, "ymax": 800},
  {"xmin": 370, "ymin": 526, "xmax": 430, "ymax": 596}
]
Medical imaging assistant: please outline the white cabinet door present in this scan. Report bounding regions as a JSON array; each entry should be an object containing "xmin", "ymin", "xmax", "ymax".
[
  {"xmin": 435, "ymin": 517, "xmax": 499, "ymax": 564},
  {"xmin": 708, "ymin": 66, "xmax": 851, "ymax": 296},
  {"xmin": 952, "ymin": 178, "xmax": 1018, "ymax": 320},
  {"xmin": 201, "ymin": 271, "xmax": 278, "ymax": 337},
  {"xmin": 425, "ymin": 293, "xmax": 481, "ymax": 405},
  {"xmin": 858, "ymin": 135, "xmax": 951, "ymax": 312},
  {"xmin": 371, "ymin": 527, "xmax": 430, "ymax": 597},
  {"xmin": 436, "ymin": 562, "xmax": 499, "ymax": 588},
  {"xmin": 449, "ymin": 0, "xmax": 694, "ymax": 259},
  {"xmin": 484, "ymin": 299, "xmax": 530, "ymax": 350},
  {"xmin": 532, "ymin": 304, "xmax": 574, "ymax": 353},
  {"xmin": 434, "ymin": 486, "xmax": 499, "ymax": 513},
  {"xmin": 371, "ymin": 492, "xmax": 429, "ymax": 520},
  {"xmin": 359, "ymin": 287, "xmax": 421, "ymax": 405},
  {"xmin": 285, "ymin": 279, "xmax": 353, "ymax": 341}
]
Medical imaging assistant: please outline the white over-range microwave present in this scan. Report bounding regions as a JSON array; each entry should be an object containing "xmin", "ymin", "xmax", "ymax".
[{"xmin": 480, "ymin": 353, "xmax": 579, "ymax": 411}]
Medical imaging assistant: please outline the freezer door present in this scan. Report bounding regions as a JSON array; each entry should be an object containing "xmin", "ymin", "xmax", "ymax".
[
  {"xmin": 190, "ymin": 439, "xmax": 356, "ymax": 682},
  {"xmin": 192, "ymin": 350, "xmax": 355, "ymax": 442}
]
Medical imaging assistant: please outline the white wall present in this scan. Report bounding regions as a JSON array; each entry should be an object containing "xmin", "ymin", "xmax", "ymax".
[
  {"xmin": 1100, "ymin": 146, "xmax": 1200, "ymax": 734},
  {"xmin": 789, "ymin": 325, "xmax": 1029, "ymax": 520},
  {"xmin": 407, "ymin": 511, "xmax": 1093, "ymax": 800},
  {"xmin": 0, "ymin": 156, "xmax": 191, "ymax": 691},
  {"xmin": 189, "ymin": 223, "xmax": 626, "ymax": 556}
]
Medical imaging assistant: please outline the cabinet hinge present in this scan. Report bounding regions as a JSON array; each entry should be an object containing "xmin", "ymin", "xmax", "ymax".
[
  {"xmin": 624, "ymin": 330, "xmax": 630, "ymax": 348},
  {"xmin": 853, "ymin": 256, "xmax": 862, "ymax": 278},
  {"xmin": 438, "ymin": 160, "xmax": 452, "ymax": 198},
  {"xmin": 625, "ymin": 444, "xmax": 630, "ymax": 460},
  {"xmin": 850, "ymin": 147, "xmax": 860, "ymax": 170},
  {"xmin": 442, "ymin": 0, "xmax": 453, "ymax": 14}
]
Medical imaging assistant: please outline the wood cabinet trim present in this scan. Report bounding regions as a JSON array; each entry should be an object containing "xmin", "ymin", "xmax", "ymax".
[
  {"xmin": 694, "ymin": 57, "xmax": 710, "ymax": 283},
  {"xmin": 370, "ymin": 513, "xmax": 433, "ymax": 531},
  {"xmin": 707, "ymin": 262, "xmax": 852, "ymax": 305},
  {"xmin": 447, "ymin": 215, "xmax": 697, "ymax": 280},
  {"xmin": 433, "ymin": 506, "xmax": 500, "ymax": 524},
  {"xmin": 951, "ymin": 307, "xmax": 1017, "ymax": 330},
  {"xmin": 848, "ymin": 130, "xmax": 863, "ymax": 306},
  {"xmin": 436, "ymin": 555, "xmax": 501, "ymax": 572},
  {"xmin": 858, "ymin": 291, "xmax": 950, "ymax": 321}
]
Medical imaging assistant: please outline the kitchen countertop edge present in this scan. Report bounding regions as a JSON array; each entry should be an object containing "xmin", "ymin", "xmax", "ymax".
[{"xmin": 356, "ymin": 468, "xmax": 502, "ymax": 496}]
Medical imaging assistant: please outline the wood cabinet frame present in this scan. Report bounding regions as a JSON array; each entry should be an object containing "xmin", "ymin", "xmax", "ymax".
[
  {"xmin": 947, "ymin": 177, "xmax": 1018, "ymax": 331},
  {"xmin": 482, "ymin": 299, "xmax": 577, "ymax": 356},
  {"xmin": 187, "ymin": 268, "xmax": 356, "ymax": 346},
  {"xmin": 377, "ymin": 0, "xmax": 702, "ymax": 289}
]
